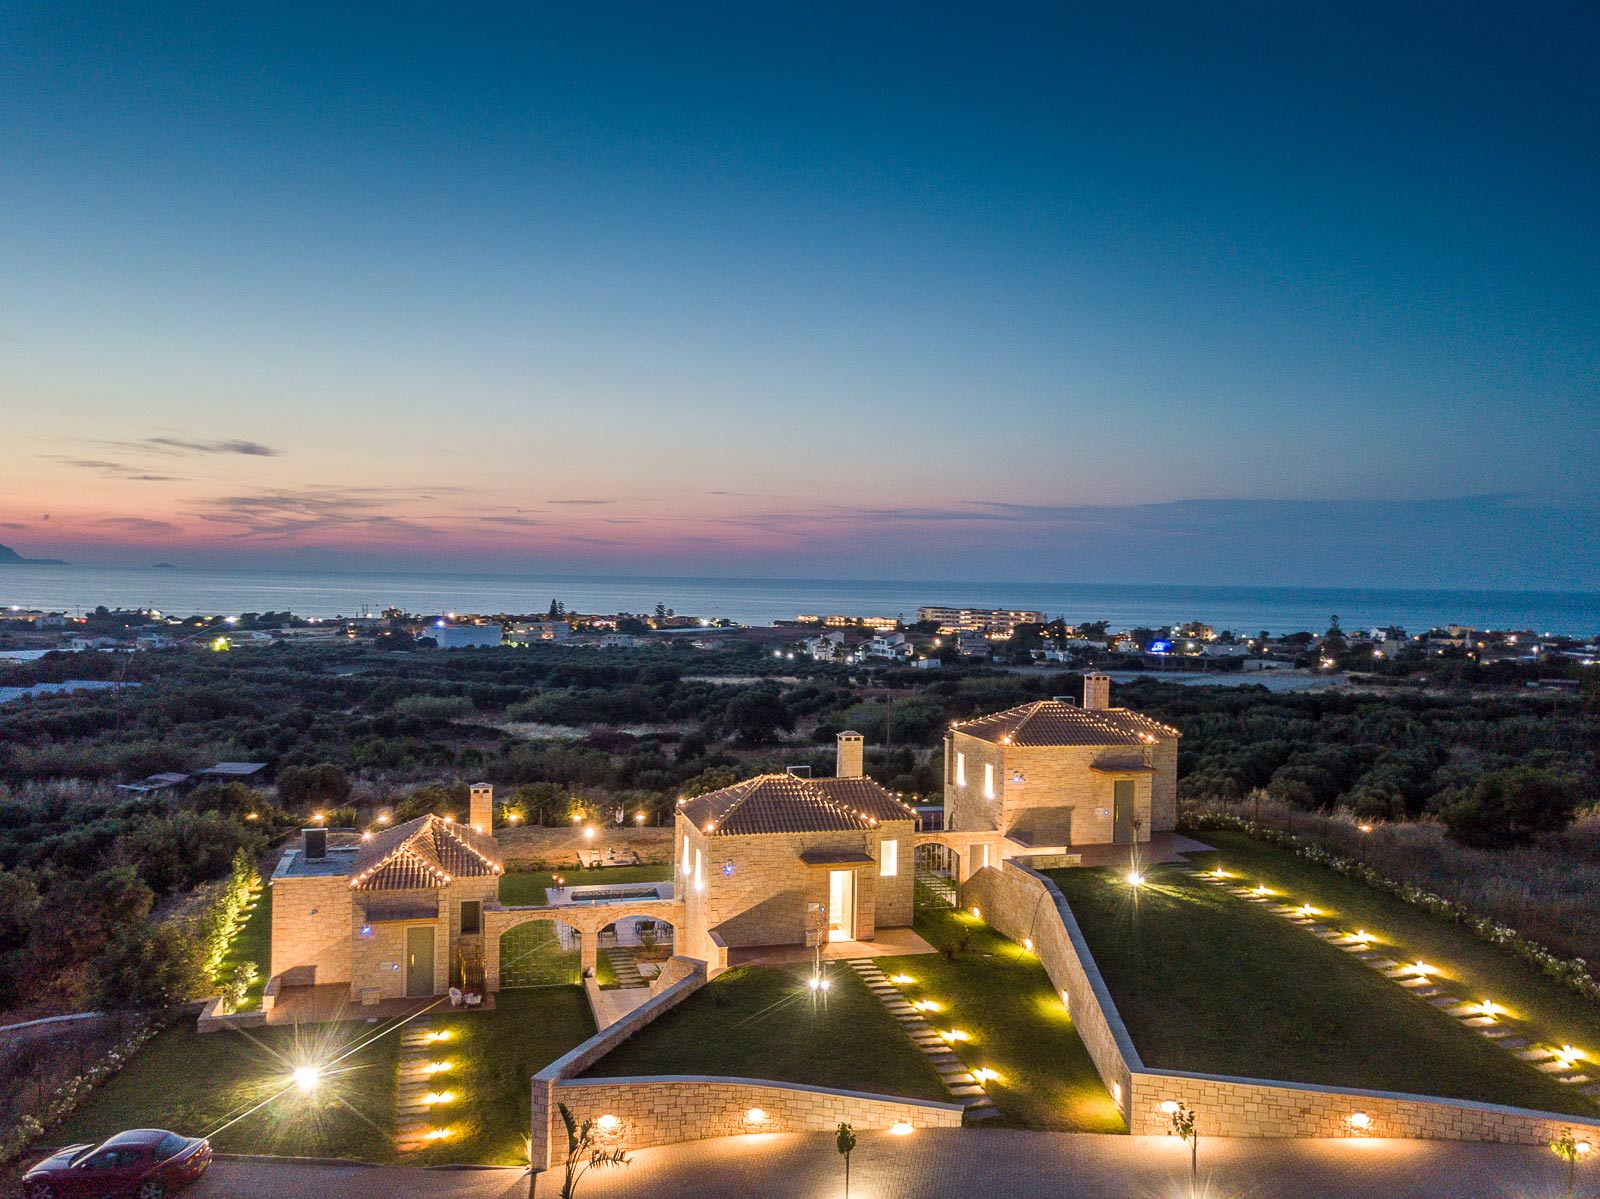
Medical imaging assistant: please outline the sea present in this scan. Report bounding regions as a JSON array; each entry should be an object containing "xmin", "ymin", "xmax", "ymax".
[{"xmin": 3, "ymin": 565, "xmax": 1599, "ymax": 637}]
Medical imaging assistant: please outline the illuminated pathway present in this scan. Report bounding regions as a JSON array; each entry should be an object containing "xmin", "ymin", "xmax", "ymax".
[{"xmin": 186, "ymin": 1130, "xmax": 1583, "ymax": 1198}]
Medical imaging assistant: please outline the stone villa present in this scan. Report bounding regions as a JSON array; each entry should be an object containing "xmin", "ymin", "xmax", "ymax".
[{"xmin": 266, "ymin": 676, "xmax": 1175, "ymax": 1004}]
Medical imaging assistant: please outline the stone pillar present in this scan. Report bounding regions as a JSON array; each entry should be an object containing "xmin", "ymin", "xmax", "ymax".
[
  {"xmin": 469, "ymin": 782, "xmax": 493, "ymax": 834},
  {"xmin": 580, "ymin": 928, "xmax": 597, "ymax": 975}
]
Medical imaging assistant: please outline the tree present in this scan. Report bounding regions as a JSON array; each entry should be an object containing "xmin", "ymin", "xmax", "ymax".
[
  {"xmin": 1168, "ymin": 1101, "xmax": 1199, "ymax": 1199},
  {"xmin": 1441, "ymin": 767, "xmax": 1582, "ymax": 849},
  {"xmin": 836, "ymin": 1122, "xmax": 857, "ymax": 1199},
  {"xmin": 95, "ymin": 922, "xmax": 203, "ymax": 1008},
  {"xmin": 1550, "ymin": 1128, "xmax": 1592, "ymax": 1199},
  {"xmin": 277, "ymin": 763, "xmax": 352, "ymax": 810},
  {"xmin": 725, "ymin": 688, "xmax": 794, "ymax": 743},
  {"xmin": 556, "ymin": 1103, "xmax": 628, "ymax": 1199}
]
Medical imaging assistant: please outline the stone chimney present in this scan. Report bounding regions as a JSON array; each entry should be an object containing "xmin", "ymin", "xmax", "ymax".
[
  {"xmin": 836, "ymin": 731, "xmax": 864, "ymax": 779},
  {"xmin": 1083, "ymin": 673, "xmax": 1111, "ymax": 711},
  {"xmin": 469, "ymin": 782, "xmax": 494, "ymax": 834}
]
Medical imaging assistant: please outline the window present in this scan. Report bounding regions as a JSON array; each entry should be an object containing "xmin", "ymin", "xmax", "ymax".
[
  {"xmin": 460, "ymin": 900, "xmax": 481, "ymax": 935},
  {"xmin": 956, "ymin": 752, "xmax": 966, "ymax": 786},
  {"xmin": 694, "ymin": 847, "xmax": 703, "ymax": 891},
  {"xmin": 981, "ymin": 843, "xmax": 991, "ymax": 868},
  {"xmin": 682, "ymin": 833, "xmax": 690, "ymax": 874},
  {"xmin": 983, "ymin": 763, "xmax": 995, "ymax": 800},
  {"xmin": 880, "ymin": 839, "xmax": 898, "ymax": 877}
]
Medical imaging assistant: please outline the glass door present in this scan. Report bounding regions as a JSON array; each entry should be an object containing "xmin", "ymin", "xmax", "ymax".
[{"xmin": 828, "ymin": 869, "xmax": 856, "ymax": 942}]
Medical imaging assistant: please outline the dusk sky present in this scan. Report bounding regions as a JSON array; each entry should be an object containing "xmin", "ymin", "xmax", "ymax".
[{"xmin": 3, "ymin": 4, "xmax": 1597, "ymax": 588}]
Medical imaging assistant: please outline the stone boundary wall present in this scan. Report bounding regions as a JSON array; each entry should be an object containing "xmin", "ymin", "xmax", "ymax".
[
  {"xmin": 549, "ymin": 1076, "xmax": 964, "ymax": 1159},
  {"xmin": 960, "ymin": 861, "xmax": 1600, "ymax": 1146},
  {"xmin": 0, "ymin": 1011, "xmax": 115, "ymax": 1051},
  {"xmin": 530, "ymin": 958, "xmax": 709, "ymax": 1171}
]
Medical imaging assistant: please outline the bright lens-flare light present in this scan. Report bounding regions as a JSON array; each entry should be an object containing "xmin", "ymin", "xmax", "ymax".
[
  {"xmin": 292, "ymin": 1065, "xmax": 322, "ymax": 1092},
  {"xmin": 889, "ymin": 1121, "xmax": 913, "ymax": 1136},
  {"xmin": 1126, "ymin": 871, "xmax": 1145, "ymax": 887}
]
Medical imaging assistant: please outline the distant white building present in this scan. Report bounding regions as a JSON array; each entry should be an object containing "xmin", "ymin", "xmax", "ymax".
[
  {"xmin": 864, "ymin": 631, "xmax": 912, "ymax": 661},
  {"xmin": 507, "ymin": 620, "xmax": 571, "ymax": 644},
  {"xmin": 804, "ymin": 630, "xmax": 850, "ymax": 662},
  {"xmin": 427, "ymin": 623, "xmax": 503, "ymax": 649}
]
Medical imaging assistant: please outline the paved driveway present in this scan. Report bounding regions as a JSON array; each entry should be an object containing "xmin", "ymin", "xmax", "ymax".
[{"xmin": 180, "ymin": 1130, "xmax": 1577, "ymax": 1199}]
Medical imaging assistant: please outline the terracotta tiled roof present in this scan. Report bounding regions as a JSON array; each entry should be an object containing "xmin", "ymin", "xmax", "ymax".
[
  {"xmin": 349, "ymin": 813, "xmax": 503, "ymax": 891},
  {"xmin": 951, "ymin": 699, "xmax": 1178, "ymax": 747},
  {"xmin": 679, "ymin": 773, "xmax": 916, "ymax": 836}
]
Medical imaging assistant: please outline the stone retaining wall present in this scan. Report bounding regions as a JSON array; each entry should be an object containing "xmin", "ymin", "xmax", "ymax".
[
  {"xmin": 530, "ymin": 958, "xmax": 709, "ymax": 1171},
  {"xmin": 959, "ymin": 861, "xmax": 1139, "ymax": 1112},
  {"xmin": 549, "ymin": 1076, "xmax": 964, "ymax": 1158},
  {"xmin": 960, "ymin": 861, "xmax": 1600, "ymax": 1146},
  {"xmin": 1128, "ymin": 1068, "xmax": 1600, "ymax": 1143}
]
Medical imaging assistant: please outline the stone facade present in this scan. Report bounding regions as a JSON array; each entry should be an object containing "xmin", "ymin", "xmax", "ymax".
[
  {"xmin": 676, "ymin": 814, "xmax": 913, "ymax": 957},
  {"xmin": 269, "ymin": 871, "xmax": 354, "ymax": 987},
  {"xmin": 270, "ymin": 850, "xmax": 501, "ymax": 1000},
  {"xmin": 549, "ymin": 1077, "xmax": 964, "ymax": 1162},
  {"xmin": 961, "ymin": 859, "xmax": 1600, "ymax": 1146},
  {"xmin": 482, "ymin": 896, "xmax": 685, "ymax": 986},
  {"xmin": 944, "ymin": 732, "xmax": 1176, "ymax": 846}
]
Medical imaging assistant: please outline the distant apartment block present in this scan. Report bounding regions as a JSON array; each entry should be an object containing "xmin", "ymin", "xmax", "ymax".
[
  {"xmin": 918, "ymin": 605, "xmax": 1043, "ymax": 636},
  {"xmin": 797, "ymin": 614, "xmax": 900, "ymax": 630},
  {"xmin": 507, "ymin": 619, "xmax": 571, "ymax": 644}
]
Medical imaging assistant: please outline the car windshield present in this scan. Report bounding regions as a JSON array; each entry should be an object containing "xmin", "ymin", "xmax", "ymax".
[
  {"xmin": 68, "ymin": 1146, "xmax": 96, "ymax": 1165},
  {"xmin": 156, "ymin": 1133, "xmax": 189, "ymax": 1159}
]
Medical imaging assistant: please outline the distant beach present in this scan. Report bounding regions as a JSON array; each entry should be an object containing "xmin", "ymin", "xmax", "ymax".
[{"xmin": 3, "ymin": 564, "xmax": 1598, "ymax": 636}]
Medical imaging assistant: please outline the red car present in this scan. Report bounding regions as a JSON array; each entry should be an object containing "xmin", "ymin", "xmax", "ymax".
[{"xmin": 23, "ymin": 1128, "xmax": 211, "ymax": 1199}]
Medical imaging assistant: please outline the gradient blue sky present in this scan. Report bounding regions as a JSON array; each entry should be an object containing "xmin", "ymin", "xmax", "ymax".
[{"xmin": 3, "ymin": 3, "xmax": 1597, "ymax": 587}]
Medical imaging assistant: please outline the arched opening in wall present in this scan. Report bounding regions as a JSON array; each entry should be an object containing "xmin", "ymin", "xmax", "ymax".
[
  {"xmin": 598, "ymin": 915, "xmax": 677, "ymax": 989},
  {"xmin": 498, "ymin": 918, "xmax": 582, "ymax": 988},
  {"xmin": 914, "ymin": 843, "xmax": 960, "ymax": 909}
]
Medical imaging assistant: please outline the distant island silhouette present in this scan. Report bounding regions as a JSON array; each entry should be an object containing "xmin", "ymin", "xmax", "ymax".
[
  {"xmin": 153, "ymin": 562, "xmax": 178, "ymax": 569},
  {"xmin": 0, "ymin": 543, "xmax": 67, "ymax": 565}
]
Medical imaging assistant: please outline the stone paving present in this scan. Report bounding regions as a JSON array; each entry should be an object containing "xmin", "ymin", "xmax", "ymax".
[
  {"xmin": 1184, "ymin": 862, "xmax": 1600, "ymax": 1102},
  {"xmin": 843, "ymin": 958, "xmax": 998, "ymax": 1121},
  {"xmin": 181, "ymin": 1131, "xmax": 1572, "ymax": 1199}
]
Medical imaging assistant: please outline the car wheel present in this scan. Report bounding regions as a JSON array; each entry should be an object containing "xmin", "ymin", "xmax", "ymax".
[
  {"xmin": 24, "ymin": 1182, "xmax": 57, "ymax": 1199},
  {"xmin": 137, "ymin": 1180, "xmax": 168, "ymax": 1199}
]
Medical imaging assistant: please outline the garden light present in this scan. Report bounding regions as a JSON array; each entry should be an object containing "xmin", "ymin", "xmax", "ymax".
[
  {"xmin": 1159, "ymin": 1100, "xmax": 1180, "ymax": 1115},
  {"xmin": 425, "ymin": 1128, "xmax": 452, "ymax": 1140},
  {"xmin": 971, "ymin": 906, "xmax": 981, "ymax": 919},
  {"xmin": 1022, "ymin": 937, "xmax": 1034, "ymax": 952},
  {"xmin": 1348, "ymin": 1112, "xmax": 1371, "ymax": 1131},
  {"xmin": 1410, "ymin": 961, "xmax": 1432, "ymax": 977},
  {"xmin": 424, "ymin": 1061, "xmax": 451, "ymax": 1074},
  {"xmin": 1254, "ymin": 883, "xmax": 1269, "ymax": 895},
  {"xmin": 1350, "ymin": 929, "xmax": 1372, "ymax": 943},
  {"xmin": 1298, "ymin": 903, "xmax": 1315, "ymax": 917},
  {"xmin": 889, "ymin": 1121, "xmax": 913, "ymax": 1135},
  {"xmin": 1479, "ymin": 999, "xmax": 1498, "ymax": 1018},
  {"xmin": 744, "ymin": 1108, "xmax": 767, "ymax": 1125},
  {"xmin": 423, "ymin": 1091, "xmax": 455, "ymax": 1105},
  {"xmin": 1126, "ymin": 871, "xmax": 1145, "ymax": 887},
  {"xmin": 292, "ymin": 1065, "xmax": 322, "ymax": 1092},
  {"xmin": 890, "ymin": 974, "xmax": 914, "ymax": 985},
  {"xmin": 1579, "ymin": 1140, "xmax": 1593, "ymax": 1156},
  {"xmin": 595, "ymin": 1115, "xmax": 621, "ymax": 1132}
]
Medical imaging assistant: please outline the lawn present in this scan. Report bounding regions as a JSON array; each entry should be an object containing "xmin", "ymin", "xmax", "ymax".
[
  {"xmin": 498, "ymin": 863, "xmax": 673, "ymax": 906},
  {"xmin": 216, "ymin": 883, "xmax": 273, "ymax": 1011},
  {"xmin": 54, "ymin": 1019, "xmax": 400, "ymax": 1160},
  {"xmin": 580, "ymin": 963, "xmax": 949, "ymax": 1102},
  {"xmin": 1045, "ymin": 845, "xmax": 1598, "ymax": 1116},
  {"xmin": 53, "ymin": 988, "xmax": 596, "ymax": 1166},
  {"xmin": 877, "ymin": 910, "xmax": 1125, "ymax": 1132},
  {"xmin": 406, "ymin": 986, "xmax": 596, "ymax": 1166}
]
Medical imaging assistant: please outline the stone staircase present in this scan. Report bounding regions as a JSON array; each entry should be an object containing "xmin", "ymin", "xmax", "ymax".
[
  {"xmin": 602, "ymin": 946, "xmax": 647, "ymax": 989},
  {"xmin": 915, "ymin": 869, "xmax": 958, "ymax": 910},
  {"xmin": 845, "ymin": 958, "xmax": 998, "ymax": 1122}
]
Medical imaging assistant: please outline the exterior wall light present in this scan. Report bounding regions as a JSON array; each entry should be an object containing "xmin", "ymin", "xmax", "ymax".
[
  {"xmin": 889, "ymin": 1121, "xmax": 913, "ymax": 1135},
  {"xmin": 744, "ymin": 1108, "xmax": 767, "ymax": 1125},
  {"xmin": 596, "ymin": 1114, "xmax": 621, "ymax": 1132},
  {"xmin": 1348, "ymin": 1112, "xmax": 1371, "ymax": 1131},
  {"xmin": 1159, "ymin": 1100, "xmax": 1180, "ymax": 1115}
]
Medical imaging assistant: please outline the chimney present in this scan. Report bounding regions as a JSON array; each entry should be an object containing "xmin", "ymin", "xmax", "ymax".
[
  {"xmin": 469, "ymin": 782, "xmax": 494, "ymax": 833},
  {"xmin": 1083, "ymin": 673, "xmax": 1111, "ymax": 711},
  {"xmin": 836, "ymin": 731, "xmax": 864, "ymax": 779},
  {"xmin": 302, "ymin": 827, "xmax": 327, "ymax": 861},
  {"xmin": 786, "ymin": 764, "xmax": 812, "ymax": 778}
]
